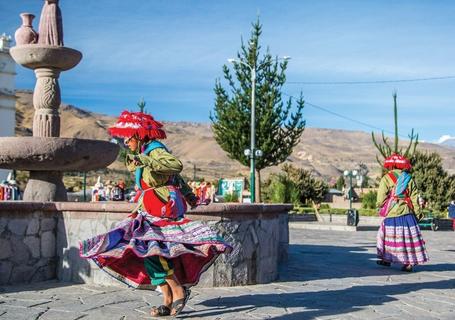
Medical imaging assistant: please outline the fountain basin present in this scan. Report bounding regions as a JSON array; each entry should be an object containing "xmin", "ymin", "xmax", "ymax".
[
  {"xmin": 0, "ymin": 137, "xmax": 119, "ymax": 171},
  {"xmin": 10, "ymin": 45, "xmax": 82, "ymax": 70}
]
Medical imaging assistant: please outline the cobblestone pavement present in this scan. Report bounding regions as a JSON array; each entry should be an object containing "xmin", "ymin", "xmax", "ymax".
[{"xmin": 1, "ymin": 227, "xmax": 455, "ymax": 319}]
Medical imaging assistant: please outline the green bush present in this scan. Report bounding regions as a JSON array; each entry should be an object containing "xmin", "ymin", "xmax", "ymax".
[
  {"xmin": 265, "ymin": 173, "xmax": 300, "ymax": 205},
  {"xmin": 361, "ymin": 190, "xmax": 377, "ymax": 209},
  {"xmin": 223, "ymin": 192, "xmax": 239, "ymax": 203},
  {"xmin": 264, "ymin": 164, "xmax": 328, "ymax": 205},
  {"xmin": 290, "ymin": 206, "xmax": 380, "ymax": 216}
]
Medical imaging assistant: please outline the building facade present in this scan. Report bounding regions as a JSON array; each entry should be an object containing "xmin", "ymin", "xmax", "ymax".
[{"xmin": 0, "ymin": 34, "xmax": 16, "ymax": 180}]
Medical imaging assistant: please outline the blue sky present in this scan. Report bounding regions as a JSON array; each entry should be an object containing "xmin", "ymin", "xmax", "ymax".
[{"xmin": 2, "ymin": 0, "xmax": 455, "ymax": 142}]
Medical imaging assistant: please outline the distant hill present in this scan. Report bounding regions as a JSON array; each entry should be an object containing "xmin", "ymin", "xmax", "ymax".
[
  {"xmin": 439, "ymin": 137, "xmax": 455, "ymax": 148},
  {"xmin": 15, "ymin": 90, "xmax": 455, "ymax": 183}
]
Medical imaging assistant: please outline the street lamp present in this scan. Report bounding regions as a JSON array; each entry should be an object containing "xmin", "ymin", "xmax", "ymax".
[
  {"xmin": 227, "ymin": 56, "xmax": 290, "ymax": 203},
  {"xmin": 343, "ymin": 170, "xmax": 358, "ymax": 210}
]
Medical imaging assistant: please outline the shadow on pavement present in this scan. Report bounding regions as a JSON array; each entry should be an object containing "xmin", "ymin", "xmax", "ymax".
[
  {"xmin": 278, "ymin": 244, "xmax": 396, "ymax": 282},
  {"xmin": 279, "ymin": 244, "xmax": 455, "ymax": 282},
  {"xmin": 192, "ymin": 278, "xmax": 455, "ymax": 320},
  {"xmin": 356, "ymin": 225, "xmax": 380, "ymax": 231},
  {"xmin": 0, "ymin": 280, "xmax": 77, "ymax": 294}
]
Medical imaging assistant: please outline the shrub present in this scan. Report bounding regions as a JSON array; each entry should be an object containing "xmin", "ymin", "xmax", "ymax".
[
  {"xmin": 362, "ymin": 190, "xmax": 377, "ymax": 209},
  {"xmin": 223, "ymin": 192, "xmax": 239, "ymax": 203}
]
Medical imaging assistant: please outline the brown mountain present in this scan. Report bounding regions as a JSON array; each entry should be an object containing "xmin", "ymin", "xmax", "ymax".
[{"xmin": 15, "ymin": 90, "xmax": 455, "ymax": 183}]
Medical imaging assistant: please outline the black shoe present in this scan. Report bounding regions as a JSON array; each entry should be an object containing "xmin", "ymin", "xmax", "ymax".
[
  {"xmin": 401, "ymin": 265, "xmax": 413, "ymax": 272},
  {"xmin": 171, "ymin": 288, "xmax": 191, "ymax": 317},
  {"xmin": 376, "ymin": 260, "xmax": 391, "ymax": 267},
  {"xmin": 151, "ymin": 305, "xmax": 171, "ymax": 317}
]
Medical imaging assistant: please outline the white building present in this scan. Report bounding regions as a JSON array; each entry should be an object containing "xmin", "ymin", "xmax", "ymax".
[{"xmin": 0, "ymin": 34, "xmax": 16, "ymax": 181}]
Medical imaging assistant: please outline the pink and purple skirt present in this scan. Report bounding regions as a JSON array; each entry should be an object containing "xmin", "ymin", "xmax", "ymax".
[
  {"xmin": 377, "ymin": 213, "xmax": 429, "ymax": 265},
  {"xmin": 79, "ymin": 212, "xmax": 232, "ymax": 288}
]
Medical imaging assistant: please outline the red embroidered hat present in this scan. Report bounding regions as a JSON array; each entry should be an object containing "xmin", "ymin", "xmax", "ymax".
[
  {"xmin": 108, "ymin": 111, "xmax": 166, "ymax": 140},
  {"xmin": 384, "ymin": 153, "xmax": 411, "ymax": 170}
]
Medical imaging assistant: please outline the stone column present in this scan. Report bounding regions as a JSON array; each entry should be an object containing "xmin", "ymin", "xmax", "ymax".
[
  {"xmin": 33, "ymin": 68, "xmax": 61, "ymax": 137},
  {"xmin": 24, "ymin": 171, "xmax": 67, "ymax": 201},
  {"xmin": 24, "ymin": 67, "xmax": 64, "ymax": 201}
]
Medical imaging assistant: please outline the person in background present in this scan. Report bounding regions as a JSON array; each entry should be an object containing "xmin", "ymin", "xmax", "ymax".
[
  {"xmin": 376, "ymin": 154, "xmax": 429, "ymax": 272},
  {"xmin": 448, "ymin": 201, "xmax": 455, "ymax": 230}
]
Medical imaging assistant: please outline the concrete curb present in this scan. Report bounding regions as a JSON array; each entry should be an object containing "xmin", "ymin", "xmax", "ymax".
[{"xmin": 290, "ymin": 221, "xmax": 358, "ymax": 232}]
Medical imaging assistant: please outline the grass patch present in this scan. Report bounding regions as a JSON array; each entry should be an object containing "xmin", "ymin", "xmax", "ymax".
[{"xmin": 292, "ymin": 206, "xmax": 378, "ymax": 216}]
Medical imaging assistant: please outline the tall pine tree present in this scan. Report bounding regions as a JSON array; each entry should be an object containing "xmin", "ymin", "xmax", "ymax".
[
  {"xmin": 210, "ymin": 20, "xmax": 305, "ymax": 201},
  {"xmin": 412, "ymin": 151, "xmax": 455, "ymax": 212}
]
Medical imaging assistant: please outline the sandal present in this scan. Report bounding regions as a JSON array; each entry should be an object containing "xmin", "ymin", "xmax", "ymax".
[
  {"xmin": 151, "ymin": 305, "xmax": 171, "ymax": 317},
  {"xmin": 376, "ymin": 260, "xmax": 391, "ymax": 267},
  {"xmin": 171, "ymin": 287, "xmax": 191, "ymax": 317},
  {"xmin": 401, "ymin": 265, "xmax": 413, "ymax": 272}
]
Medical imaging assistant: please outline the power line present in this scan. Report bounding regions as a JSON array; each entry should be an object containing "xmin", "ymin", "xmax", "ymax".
[
  {"xmin": 282, "ymin": 92, "xmax": 408, "ymax": 138},
  {"xmin": 287, "ymin": 75, "xmax": 455, "ymax": 85}
]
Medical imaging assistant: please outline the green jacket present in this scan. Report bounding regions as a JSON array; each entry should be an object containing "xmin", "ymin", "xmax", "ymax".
[
  {"xmin": 376, "ymin": 169, "xmax": 419, "ymax": 218},
  {"xmin": 126, "ymin": 147, "xmax": 193, "ymax": 204}
]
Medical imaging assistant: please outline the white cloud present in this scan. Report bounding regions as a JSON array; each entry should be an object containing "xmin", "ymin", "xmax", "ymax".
[{"xmin": 437, "ymin": 135, "xmax": 455, "ymax": 144}]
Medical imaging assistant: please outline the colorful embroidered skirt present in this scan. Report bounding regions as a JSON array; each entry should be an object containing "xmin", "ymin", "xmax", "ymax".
[
  {"xmin": 377, "ymin": 213, "xmax": 429, "ymax": 265},
  {"xmin": 79, "ymin": 212, "xmax": 231, "ymax": 288}
]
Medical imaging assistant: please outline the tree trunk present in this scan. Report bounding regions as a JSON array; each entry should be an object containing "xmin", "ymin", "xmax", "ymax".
[
  {"xmin": 256, "ymin": 169, "xmax": 261, "ymax": 203},
  {"xmin": 312, "ymin": 200, "xmax": 324, "ymax": 222}
]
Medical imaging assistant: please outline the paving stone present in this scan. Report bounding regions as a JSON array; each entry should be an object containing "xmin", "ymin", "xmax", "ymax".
[
  {"xmin": 0, "ymin": 305, "xmax": 47, "ymax": 320},
  {"xmin": 1, "ymin": 229, "xmax": 455, "ymax": 319}
]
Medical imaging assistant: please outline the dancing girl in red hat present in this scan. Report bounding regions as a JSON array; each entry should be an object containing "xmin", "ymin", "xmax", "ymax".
[{"xmin": 80, "ymin": 111, "xmax": 231, "ymax": 317}]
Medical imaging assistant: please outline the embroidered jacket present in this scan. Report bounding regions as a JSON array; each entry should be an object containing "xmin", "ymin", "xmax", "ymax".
[
  {"xmin": 125, "ymin": 143, "xmax": 193, "ymax": 203},
  {"xmin": 376, "ymin": 169, "xmax": 419, "ymax": 218}
]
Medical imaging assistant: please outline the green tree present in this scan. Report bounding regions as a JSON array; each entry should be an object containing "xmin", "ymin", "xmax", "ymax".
[
  {"xmin": 358, "ymin": 162, "xmax": 370, "ymax": 188},
  {"xmin": 335, "ymin": 175, "xmax": 345, "ymax": 191},
  {"xmin": 264, "ymin": 172, "xmax": 298, "ymax": 204},
  {"xmin": 211, "ymin": 19, "xmax": 306, "ymax": 202},
  {"xmin": 411, "ymin": 150, "xmax": 455, "ymax": 211},
  {"xmin": 267, "ymin": 164, "xmax": 328, "ymax": 205}
]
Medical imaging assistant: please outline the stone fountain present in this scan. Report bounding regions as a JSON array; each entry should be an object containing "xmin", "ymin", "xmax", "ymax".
[{"xmin": 0, "ymin": 0, "xmax": 119, "ymax": 201}]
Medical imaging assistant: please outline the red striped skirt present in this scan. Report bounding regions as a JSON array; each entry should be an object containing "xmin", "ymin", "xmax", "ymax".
[{"xmin": 377, "ymin": 213, "xmax": 429, "ymax": 265}]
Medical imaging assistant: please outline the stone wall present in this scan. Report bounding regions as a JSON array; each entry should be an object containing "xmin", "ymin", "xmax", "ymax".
[
  {"xmin": 0, "ymin": 202, "xmax": 290, "ymax": 288},
  {"xmin": 0, "ymin": 204, "xmax": 57, "ymax": 285}
]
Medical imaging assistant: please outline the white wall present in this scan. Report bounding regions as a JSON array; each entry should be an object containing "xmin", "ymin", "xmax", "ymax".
[{"xmin": 0, "ymin": 36, "xmax": 16, "ymax": 181}]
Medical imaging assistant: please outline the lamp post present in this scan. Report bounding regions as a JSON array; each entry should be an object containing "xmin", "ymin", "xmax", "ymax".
[
  {"xmin": 227, "ymin": 56, "xmax": 290, "ymax": 203},
  {"xmin": 343, "ymin": 169, "xmax": 358, "ymax": 210}
]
